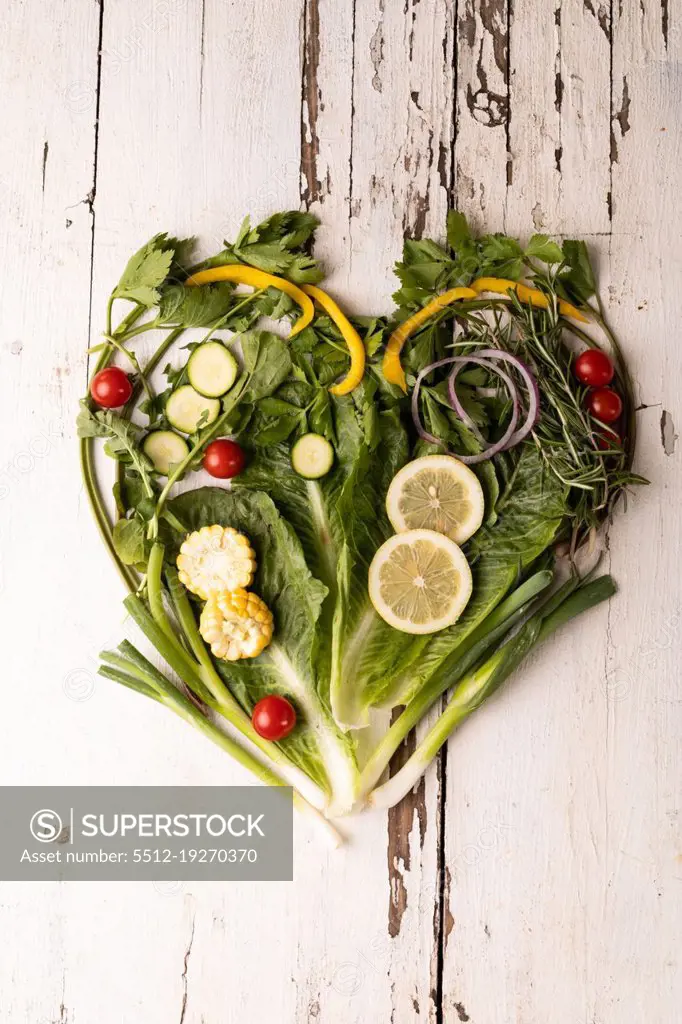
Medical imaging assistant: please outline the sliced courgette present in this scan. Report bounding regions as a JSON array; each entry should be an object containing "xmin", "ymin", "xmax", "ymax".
[
  {"xmin": 291, "ymin": 433, "xmax": 334, "ymax": 479},
  {"xmin": 166, "ymin": 385, "xmax": 220, "ymax": 435},
  {"xmin": 143, "ymin": 430, "xmax": 190, "ymax": 475},
  {"xmin": 187, "ymin": 341, "xmax": 238, "ymax": 398}
]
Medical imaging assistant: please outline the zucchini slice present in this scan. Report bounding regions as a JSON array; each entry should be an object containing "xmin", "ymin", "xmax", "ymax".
[
  {"xmin": 166, "ymin": 385, "xmax": 220, "ymax": 434},
  {"xmin": 142, "ymin": 430, "xmax": 190, "ymax": 475},
  {"xmin": 291, "ymin": 433, "xmax": 334, "ymax": 479},
  {"xmin": 187, "ymin": 342, "xmax": 238, "ymax": 398}
]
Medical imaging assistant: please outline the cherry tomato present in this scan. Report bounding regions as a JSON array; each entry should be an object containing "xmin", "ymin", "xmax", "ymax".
[
  {"xmin": 90, "ymin": 366, "xmax": 133, "ymax": 408},
  {"xmin": 251, "ymin": 695, "xmax": 297, "ymax": 741},
  {"xmin": 574, "ymin": 349, "xmax": 614, "ymax": 387},
  {"xmin": 203, "ymin": 439, "xmax": 246, "ymax": 479},
  {"xmin": 585, "ymin": 387, "xmax": 623, "ymax": 424}
]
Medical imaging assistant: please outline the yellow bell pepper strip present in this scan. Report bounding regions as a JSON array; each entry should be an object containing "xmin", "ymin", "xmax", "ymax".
[
  {"xmin": 301, "ymin": 284, "xmax": 366, "ymax": 396},
  {"xmin": 382, "ymin": 287, "xmax": 477, "ymax": 393},
  {"xmin": 185, "ymin": 265, "xmax": 314, "ymax": 337},
  {"xmin": 470, "ymin": 276, "xmax": 588, "ymax": 323}
]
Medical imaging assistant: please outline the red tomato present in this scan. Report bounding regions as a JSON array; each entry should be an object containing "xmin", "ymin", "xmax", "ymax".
[
  {"xmin": 574, "ymin": 349, "xmax": 614, "ymax": 387},
  {"xmin": 252, "ymin": 696, "xmax": 297, "ymax": 741},
  {"xmin": 90, "ymin": 367, "xmax": 133, "ymax": 408},
  {"xmin": 203, "ymin": 439, "xmax": 246, "ymax": 479},
  {"xmin": 585, "ymin": 387, "xmax": 623, "ymax": 423}
]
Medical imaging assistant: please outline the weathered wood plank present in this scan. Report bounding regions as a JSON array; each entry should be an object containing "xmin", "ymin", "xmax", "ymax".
[
  {"xmin": 300, "ymin": 0, "xmax": 355, "ymax": 297},
  {"xmin": 442, "ymin": 2, "xmax": 682, "ymax": 1022},
  {"xmin": 0, "ymin": 0, "xmax": 102, "ymax": 1021},
  {"xmin": 505, "ymin": 0, "xmax": 563, "ymax": 237},
  {"xmin": 559, "ymin": 0, "xmax": 611, "ymax": 233},
  {"xmin": 299, "ymin": 3, "xmax": 456, "ymax": 1020},
  {"xmin": 597, "ymin": 1, "xmax": 682, "ymax": 1018},
  {"xmin": 454, "ymin": 0, "xmax": 511, "ymax": 230},
  {"xmin": 345, "ymin": 0, "xmax": 456, "ymax": 312},
  {"xmin": 79, "ymin": 3, "xmax": 332, "ymax": 1023},
  {"xmin": 350, "ymin": 3, "xmax": 457, "ymax": 1019}
]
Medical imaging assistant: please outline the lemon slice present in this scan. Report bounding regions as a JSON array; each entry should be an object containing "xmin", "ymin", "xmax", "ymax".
[
  {"xmin": 368, "ymin": 529, "xmax": 473, "ymax": 634},
  {"xmin": 386, "ymin": 454, "xmax": 485, "ymax": 544}
]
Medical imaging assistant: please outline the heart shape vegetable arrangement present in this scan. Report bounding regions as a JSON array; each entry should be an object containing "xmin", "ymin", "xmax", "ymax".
[{"xmin": 78, "ymin": 211, "xmax": 645, "ymax": 843}]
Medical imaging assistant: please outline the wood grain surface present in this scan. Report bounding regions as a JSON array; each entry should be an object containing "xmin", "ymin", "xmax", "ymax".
[{"xmin": 0, "ymin": 1, "xmax": 679, "ymax": 1021}]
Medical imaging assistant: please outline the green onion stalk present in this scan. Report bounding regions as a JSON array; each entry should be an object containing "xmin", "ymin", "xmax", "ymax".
[
  {"xmin": 368, "ymin": 574, "xmax": 616, "ymax": 811},
  {"xmin": 80, "ymin": 303, "xmax": 146, "ymax": 591},
  {"xmin": 98, "ymin": 643, "xmax": 341, "ymax": 848},
  {"xmin": 358, "ymin": 569, "xmax": 554, "ymax": 800}
]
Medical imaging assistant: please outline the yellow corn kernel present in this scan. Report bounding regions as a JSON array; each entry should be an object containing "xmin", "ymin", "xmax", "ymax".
[
  {"xmin": 200, "ymin": 589, "xmax": 274, "ymax": 661},
  {"xmin": 177, "ymin": 525, "xmax": 256, "ymax": 600}
]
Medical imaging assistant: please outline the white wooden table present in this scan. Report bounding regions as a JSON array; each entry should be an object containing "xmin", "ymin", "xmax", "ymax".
[{"xmin": 1, "ymin": 1, "xmax": 680, "ymax": 1020}]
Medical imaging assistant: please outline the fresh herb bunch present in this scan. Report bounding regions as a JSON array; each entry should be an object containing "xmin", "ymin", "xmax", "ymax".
[
  {"xmin": 392, "ymin": 213, "xmax": 646, "ymax": 545},
  {"xmin": 393, "ymin": 210, "xmax": 593, "ymax": 309}
]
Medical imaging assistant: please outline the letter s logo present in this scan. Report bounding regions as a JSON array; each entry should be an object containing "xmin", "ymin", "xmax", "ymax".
[{"xmin": 30, "ymin": 809, "xmax": 63, "ymax": 843}]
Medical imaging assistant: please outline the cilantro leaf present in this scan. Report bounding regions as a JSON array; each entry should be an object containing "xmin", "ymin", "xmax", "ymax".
[
  {"xmin": 233, "ymin": 216, "xmax": 251, "ymax": 250},
  {"xmin": 394, "ymin": 239, "xmax": 452, "ymax": 295},
  {"xmin": 194, "ymin": 211, "xmax": 324, "ymax": 284},
  {"xmin": 475, "ymin": 234, "xmax": 524, "ymax": 279},
  {"xmin": 392, "ymin": 216, "xmax": 591, "ymax": 330},
  {"xmin": 406, "ymin": 239, "xmax": 450, "ymax": 264},
  {"xmin": 230, "ymin": 242, "xmax": 322, "ymax": 284},
  {"xmin": 77, "ymin": 402, "xmax": 155, "ymax": 495},
  {"xmin": 162, "ymin": 235, "xmax": 196, "ymax": 276},
  {"xmin": 229, "ymin": 242, "xmax": 289, "ymax": 274},
  {"xmin": 558, "ymin": 240, "xmax": 596, "ymax": 305},
  {"xmin": 230, "ymin": 210, "xmax": 322, "ymax": 282},
  {"xmin": 290, "ymin": 325, "xmax": 319, "ymax": 352},
  {"xmin": 113, "ymin": 233, "xmax": 181, "ymax": 306},
  {"xmin": 245, "ymin": 211, "xmax": 320, "ymax": 249},
  {"xmin": 446, "ymin": 210, "xmax": 472, "ymax": 251},
  {"xmin": 157, "ymin": 282, "xmax": 236, "ymax": 327},
  {"xmin": 480, "ymin": 234, "xmax": 524, "ymax": 262},
  {"xmin": 525, "ymin": 234, "xmax": 564, "ymax": 264}
]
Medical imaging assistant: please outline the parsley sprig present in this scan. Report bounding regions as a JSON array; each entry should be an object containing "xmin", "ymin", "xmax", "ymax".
[{"xmin": 393, "ymin": 209, "xmax": 596, "ymax": 313}]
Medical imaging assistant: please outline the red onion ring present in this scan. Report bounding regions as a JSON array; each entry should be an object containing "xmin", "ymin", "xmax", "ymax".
[
  {"xmin": 448, "ymin": 356, "xmax": 519, "ymax": 447},
  {"xmin": 411, "ymin": 357, "xmax": 459, "ymax": 447},
  {"xmin": 467, "ymin": 348, "xmax": 540, "ymax": 447},
  {"xmin": 411, "ymin": 349, "xmax": 540, "ymax": 464}
]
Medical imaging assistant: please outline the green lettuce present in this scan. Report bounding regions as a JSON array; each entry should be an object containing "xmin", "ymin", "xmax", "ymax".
[
  {"xmin": 168, "ymin": 487, "xmax": 358, "ymax": 813},
  {"xmin": 234, "ymin": 388, "xmax": 412, "ymax": 730},
  {"xmin": 328, "ymin": 406, "xmax": 414, "ymax": 727}
]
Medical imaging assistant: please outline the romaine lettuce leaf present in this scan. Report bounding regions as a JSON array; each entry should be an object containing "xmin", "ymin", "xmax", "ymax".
[
  {"xmin": 329, "ymin": 406, "xmax": 415, "ymax": 728},
  {"xmin": 168, "ymin": 486, "xmax": 358, "ymax": 812},
  {"xmin": 234, "ymin": 390, "xmax": 414, "ymax": 731},
  {"xmin": 232, "ymin": 398, "xmax": 366, "ymax": 693}
]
